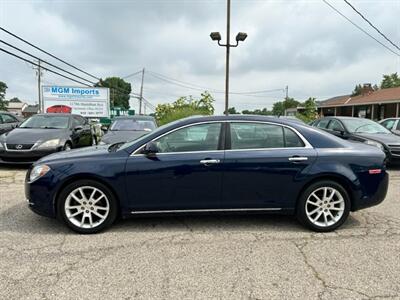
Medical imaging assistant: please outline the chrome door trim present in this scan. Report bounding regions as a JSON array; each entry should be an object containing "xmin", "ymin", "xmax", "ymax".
[
  {"xmin": 130, "ymin": 120, "xmax": 313, "ymax": 156},
  {"xmin": 288, "ymin": 156, "xmax": 309, "ymax": 161},
  {"xmin": 131, "ymin": 207, "xmax": 282, "ymax": 214}
]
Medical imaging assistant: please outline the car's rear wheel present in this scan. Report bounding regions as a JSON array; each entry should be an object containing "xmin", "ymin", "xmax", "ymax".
[
  {"xmin": 296, "ymin": 180, "xmax": 350, "ymax": 232},
  {"xmin": 57, "ymin": 180, "xmax": 118, "ymax": 234}
]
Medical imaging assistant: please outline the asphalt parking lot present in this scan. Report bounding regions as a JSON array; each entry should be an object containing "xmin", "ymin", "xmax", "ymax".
[{"xmin": 1, "ymin": 166, "xmax": 400, "ymax": 300}]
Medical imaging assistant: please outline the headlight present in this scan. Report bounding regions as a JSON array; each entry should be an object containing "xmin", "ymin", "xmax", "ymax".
[
  {"xmin": 0, "ymin": 142, "xmax": 3, "ymax": 149},
  {"xmin": 29, "ymin": 164, "xmax": 51, "ymax": 182},
  {"xmin": 364, "ymin": 140, "xmax": 385, "ymax": 151},
  {"xmin": 98, "ymin": 141, "xmax": 106, "ymax": 145},
  {"xmin": 37, "ymin": 139, "xmax": 61, "ymax": 149}
]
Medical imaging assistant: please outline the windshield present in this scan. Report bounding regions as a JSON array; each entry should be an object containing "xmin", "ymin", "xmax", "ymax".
[
  {"xmin": 110, "ymin": 119, "xmax": 156, "ymax": 131},
  {"xmin": 19, "ymin": 115, "xmax": 70, "ymax": 129},
  {"xmin": 341, "ymin": 118, "xmax": 391, "ymax": 134}
]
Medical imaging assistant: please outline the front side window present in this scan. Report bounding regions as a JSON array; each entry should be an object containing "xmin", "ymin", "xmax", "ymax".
[
  {"xmin": 316, "ymin": 119, "xmax": 330, "ymax": 129},
  {"xmin": 2, "ymin": 114, "xmax": 17, "ymax": 123},
  {"xmin": 155, "ymin": 123, "xmax": 222, "ymax": 153},
  {"xmin": 327, "ymin": 119, "xmax": 344, "ymax": 131},
  {"xmin": 381, "ymin": 119, "xmax": 395, "ymax": 130}
]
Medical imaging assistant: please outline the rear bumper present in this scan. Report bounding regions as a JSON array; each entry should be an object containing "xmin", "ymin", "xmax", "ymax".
[
  {"xmin": 0, "ymin": 148, "xmax": 58, "ymax": 165},
  {"xmin": 351, "ymin": 172, "xmax": 389, "ymax": 211}
]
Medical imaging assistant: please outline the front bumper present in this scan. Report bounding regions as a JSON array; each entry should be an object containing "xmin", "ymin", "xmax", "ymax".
[
  {"xmin": 0, "ymin": 148, "xmax": 59, "ymax": 165},
  {"xmin": 25, "ymin": 170, "xmax": 58, "ymax": 218}
]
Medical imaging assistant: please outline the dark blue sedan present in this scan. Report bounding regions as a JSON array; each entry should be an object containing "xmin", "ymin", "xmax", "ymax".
[{"xmin": 25, "ymin": 115, "xmax": 389, "ymax": 234}]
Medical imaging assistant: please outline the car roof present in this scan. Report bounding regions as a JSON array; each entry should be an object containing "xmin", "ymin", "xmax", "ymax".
[
  {"xmin": 171, "ymin": 114, "xmax": 304, "ymax": 126},
  {"xmin": 35, "ymin": 113, "xmax": 80, "ymax": 117},
  {"xmin": 114, "ymin": 115, "xmax": 155, "ymax": 120}
]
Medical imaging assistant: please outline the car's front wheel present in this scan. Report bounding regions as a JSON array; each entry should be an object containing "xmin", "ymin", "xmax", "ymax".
[
  {"xmin": 57, "ymin": 180, "xmax": 118, "ymax": 234},
  {"xmin": 296, "ymin": 180, "xmax": 350, "ymax": 232}
]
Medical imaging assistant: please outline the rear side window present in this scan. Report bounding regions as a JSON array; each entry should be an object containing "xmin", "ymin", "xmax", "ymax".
[
  {"xmin": 284, "ymin": 127, "xmax": 305, "ymax": 147},
  {"xmin": 230, "ymin": 123, "xmax": 304, "ymax": 149},
  {"xmin": 317, "ymin": 119, "xmax": 330, "ymax": 129}
]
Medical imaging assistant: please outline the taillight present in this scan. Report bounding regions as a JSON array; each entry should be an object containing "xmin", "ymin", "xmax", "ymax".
[{"xmin": 369, "ymin": 169, "xmax": 382, "ymax": 175}]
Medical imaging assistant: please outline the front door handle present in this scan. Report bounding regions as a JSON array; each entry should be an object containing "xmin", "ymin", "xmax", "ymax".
[
  {"xmin": 288, "ymin": 156, "xmax": 308, "ymax": 162},
  {"xmin": 200, "ymin": 159, "xmax": 221, "ymax": 166}
]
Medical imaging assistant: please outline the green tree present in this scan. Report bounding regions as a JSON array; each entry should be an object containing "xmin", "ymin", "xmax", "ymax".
[
  {"xmin": 0, "ymin": 81, "xmax": 7, "ymax": 111},
  {"xmin": 96, "ymin": 77, "xmax": 132, "ymax": 109},
  {"xmin": 155, "ymin": 91, "xmax": 215, "ymax": 125},
  {"xmin": 272, "ymin": 101, "xmax": 285, "ymax": 116},
  {"xmin": 297, "ymin": 97, "xmax": 318, "ymax": 123},
  {"xmin": 380, "ymin": 73, "xmax": 400, "ymax": 89},
  {"xmin": 9, "ymin": 97, "xmax": 21, "ymax": 103},
  {"xmin": 242, "ymin": 108, "xmax": 272, "ymax": 115},
  {"xmin": 351, "ymin": 84, "xmax": 362, "ymax": 96},
  {"xmin": 225, "ymin": 107, "xmax": 239, "ymax": 114}
]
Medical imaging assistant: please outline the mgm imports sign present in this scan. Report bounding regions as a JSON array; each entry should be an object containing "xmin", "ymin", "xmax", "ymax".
[{"xmin": 42, "ymin": 86, "xmax": 110, "ymax": 118}]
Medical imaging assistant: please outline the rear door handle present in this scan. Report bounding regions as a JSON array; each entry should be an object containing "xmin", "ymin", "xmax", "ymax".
[
  {"xmin": 288, "ymin": 156, "xmax": 308, "ymax": 162},
  {"xmin": 200, "ymin": 159, "xmax": 221, "ymax": 165}
]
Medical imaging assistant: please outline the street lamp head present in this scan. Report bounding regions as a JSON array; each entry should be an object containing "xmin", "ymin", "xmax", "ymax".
[
  {"xmin": 210, "ymin": 32, "xmax": 222, "ymax": 41},
  {"xmin": 236, "ymin": 32, "xmax": 248, "ymax": 42}
]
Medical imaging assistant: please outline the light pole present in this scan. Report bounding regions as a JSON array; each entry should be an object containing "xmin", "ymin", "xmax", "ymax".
[{"xmin": 210, "ymin": 0, "xmax": 247, "ymax": 115}]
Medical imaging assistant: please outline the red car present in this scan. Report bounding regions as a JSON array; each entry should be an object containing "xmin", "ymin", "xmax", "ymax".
[{"xmin": 46, "ymin": 105, "xmax": 72, "ymax": 114}]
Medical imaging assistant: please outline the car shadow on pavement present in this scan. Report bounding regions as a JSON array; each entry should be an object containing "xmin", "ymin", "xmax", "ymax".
[{"xmin": 1, "ymin": 201, "xmax": 362, "ymax": 235}]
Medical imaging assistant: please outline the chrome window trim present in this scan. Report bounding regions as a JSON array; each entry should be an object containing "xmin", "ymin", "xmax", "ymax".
[
  {"xmin": 131, "ymin": 207, "xmax": 282, "ymax": 214},
  {"xmin": 130, "ymin": 120, "xmax": 313, "ymax": 156}
]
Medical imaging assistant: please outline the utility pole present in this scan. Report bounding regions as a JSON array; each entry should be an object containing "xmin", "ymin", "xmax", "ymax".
[
  {"xmin": 36, "ymin": 59, "xmax": 43, "ymax": 112},
  {"xmin": 139, "ymin": 68, "xmax": 145, "ymax": 115},
  {"xmin": 285, "ymin": 85, "xmax": 289, "ymax": 100},
  {"xmin": 210, "ymin": 0, "xmax": 247, "ymax": 115},
  {"xmin": 224, "ymin": 0, "xmax": 231, "ymax": 116}
]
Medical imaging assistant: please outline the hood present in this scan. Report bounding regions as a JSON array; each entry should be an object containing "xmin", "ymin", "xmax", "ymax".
[
  {"xmin": 38, "ymin": 145, "xmax": 111, "ymax": 163},
  {"xmin": 354, "ymin": 132, "xmax": 400, "ymax": 145},
  {"xmin": 0, "ymin": 128, "xmax": 68, "ymax": 144},
  {"xmin": 101, "ymin": 130, "xmax": 148, "ymax": 144}
]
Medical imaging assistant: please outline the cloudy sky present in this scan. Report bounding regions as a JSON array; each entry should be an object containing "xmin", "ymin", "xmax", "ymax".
[{"xmin": 0, "ymin": 0, "xmax": 399, "ymax": 114}]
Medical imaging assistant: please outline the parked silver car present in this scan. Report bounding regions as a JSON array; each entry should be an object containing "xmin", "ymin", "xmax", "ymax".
[
  {"xmin": 379, "ymin": 118, "xmax": 400, "ymax": 136},
  {"xmin": 0, "ymin": 111, "xmax": 23, "ymax": 135}
]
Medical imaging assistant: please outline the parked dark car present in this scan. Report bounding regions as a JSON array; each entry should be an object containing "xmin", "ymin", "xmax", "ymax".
[
  {"xmin": 100, "ymin": 115, "xmax": 157, "ymax": 145},
  {"xmin": 311, "ymin": 116, "xmax": 400, "ymax": 164},
  {"xmin": 379, "ymin": 118, "xmax": 400, "ymax": 136},
  {"xmin": 0, "ymin": 111, "xmax": 23, "ymax": 135},
  {"xmin": 0, "ymin": 113, "xmax": 93, "ymax": 164},
  {"xmin": 26, "ymin": 115, "xmax": 388, "ymax": 234}
]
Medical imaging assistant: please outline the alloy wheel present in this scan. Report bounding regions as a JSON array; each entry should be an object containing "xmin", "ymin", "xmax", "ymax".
[
  {"xmin": 305, "ymin": 187, "xmax": 345, "ymax": 227},
  {"xmin": 64, "ymin": 186, "xmax": 110, "ymax": 229}
]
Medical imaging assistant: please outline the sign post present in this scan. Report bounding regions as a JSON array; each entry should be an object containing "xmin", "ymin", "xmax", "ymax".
[{"xmin": 42, "ymin": 86, "xmax": 110, "ymax": 118}]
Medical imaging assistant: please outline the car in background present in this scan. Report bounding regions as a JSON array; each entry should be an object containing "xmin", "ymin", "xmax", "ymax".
[
  {"xmin": 99, "ymin": 115, "xmax": 157, "ymax": 145},
  {"xmin": 379, "ymin": 118, "xmax": 400, "ymax": 136},
  {"xmin": 26, "ymin": 115, "xmax": 388, "ymax": 234},
  {"xmin": 311, "ymin": 116, "xmax": 400, "ymax": 164},
  {"xmin": 46, "ymin": 105, "xmax": 72, "ymax": 114},
  {"xmin": 0, "ymin": 111, "xmax": 23, "ymax": 135},
  {"xmin": 0, "ymin": 113, "xmax": 93, "ymax": 164}
]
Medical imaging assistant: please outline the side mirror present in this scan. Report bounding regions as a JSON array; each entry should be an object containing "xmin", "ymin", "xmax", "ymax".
[
  {"xmin": 101, "ymin": 125, "xmax": 109, "ymax": 132},
  {"xmin": 142, "ymin": 141, "xmax": 159, "ymax": 156},
  {"xmin": 74, "ymin": 125, "xmax": 83, "ymax": 132}
]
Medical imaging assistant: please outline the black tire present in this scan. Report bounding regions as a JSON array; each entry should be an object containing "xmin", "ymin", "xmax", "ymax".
[
  {"xmin": 57, "ymin": 180, "xmax": 118, "ymax": 234},
  {"xmin": 296, "ymin": 180, "xmax": 350, "ymax": 232},
  {"xmin": 63, "ymin": 142, "xmax": 72, "ymax": 151}
]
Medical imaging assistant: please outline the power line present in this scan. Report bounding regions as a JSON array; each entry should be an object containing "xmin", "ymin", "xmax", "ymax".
[
  {"xmin": 0, "ymin": 26, "xmax": 101, "ymax": 80},
  {"xmin": 0, "ymin": 39, "xmax": 97, "ymax": 85},
  {"xmin": 122, "ymin": 70, "xmax": 142, "ymax": 79},
  {"xmin": 0, "ymin": 47, "xmax": 92, "ymax": 87},
  {"xmin": 147, "ymin": 70, "xmax": 284, "ymax": 96},
  {"xmin": 343, "ymin": 0, "xmax": 400, "ymax": 52},
  {"xmin": 321, "ymin": 0, "xmax": 400, "ymax": 57}
]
